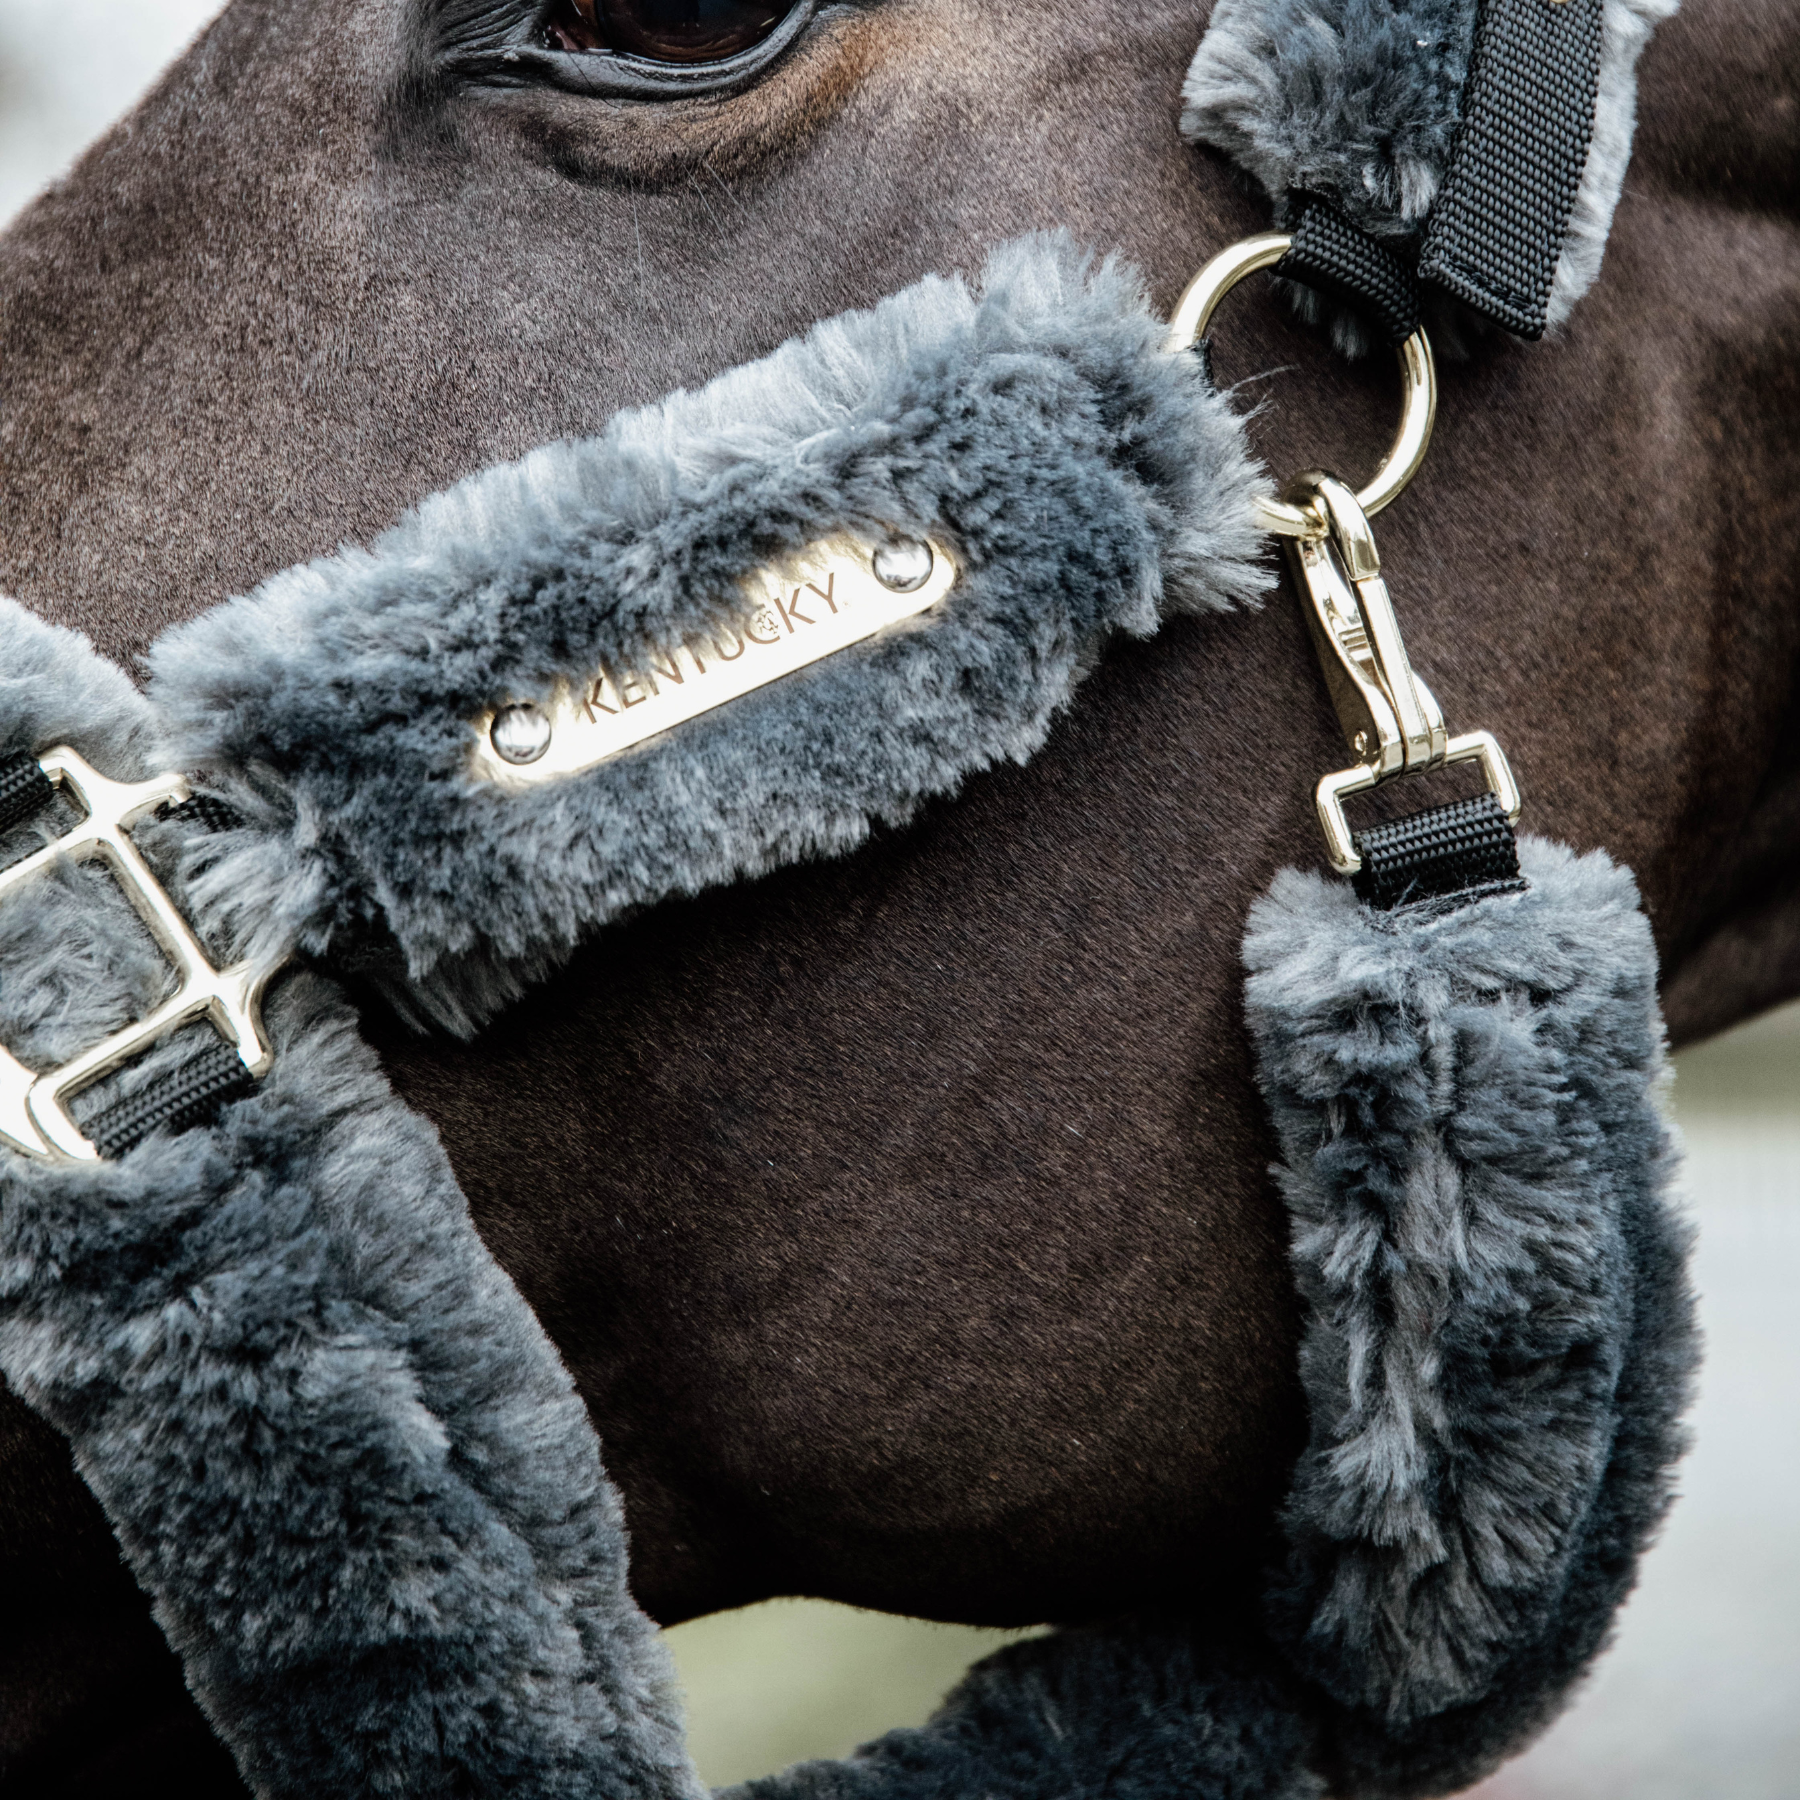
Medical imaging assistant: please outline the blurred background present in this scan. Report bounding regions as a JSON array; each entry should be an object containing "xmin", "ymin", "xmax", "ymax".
[{"xmin": 3, "ymin": 6, "xmax": 1795, "ymax": 1794}]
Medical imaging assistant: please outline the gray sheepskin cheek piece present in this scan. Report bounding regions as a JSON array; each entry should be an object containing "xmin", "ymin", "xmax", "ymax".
[
  {"xmin": 0, "ymin": 599, "xmax": 702, "ymax": 1800},
  {"xmin": 2, "ymin": 985, "xmax": 702, "ymax": 1800},
  {"xmin": 1242, "ymin": 836, "xmax": 1698, "ymax": 1797},
  {"xmin": 144, "ymin": 232, "xmax": 1269, "ymax": 1035},
  {"xmin": 1181, "ymin": 0, "xmax": 1676, "ymax": 336}
]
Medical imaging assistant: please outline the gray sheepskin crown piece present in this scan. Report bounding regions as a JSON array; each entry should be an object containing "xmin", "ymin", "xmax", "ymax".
[
  {"xmin": 1182, "ymin": 0, "xmax": 1676, "ymax": 336},
  {"xmin": 145, "ymin": 232, "xmax": 1268, "ymax": 1035}
]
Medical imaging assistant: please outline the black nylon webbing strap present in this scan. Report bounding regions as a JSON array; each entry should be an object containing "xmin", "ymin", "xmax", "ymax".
[
  {"xmin": 0, "ymin": 751, "xmax": 54, "ymax": 835},
  {"xmin": 1277, "ymin": 198, "xmax": 1422, "ymax": 348},
  {"xmin": 1418, "ymin": 0, "xmax": 1606, "ymax": 339},
  {"xmin": 164, "ymin": 789, "xmax": 243, "ymax": 836},
  {"xmin": 1352, "ymin": 790, "xmax": 1525, "ymax": 910},
  {"xmin": 87, "ymin": 1040, "xmax": 259, "ymax": 1159}
]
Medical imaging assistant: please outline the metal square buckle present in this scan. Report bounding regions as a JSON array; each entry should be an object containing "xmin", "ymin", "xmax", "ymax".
[{"xmin": 0, "ymin": 748, "xmax": 282, "ymax": 1163}]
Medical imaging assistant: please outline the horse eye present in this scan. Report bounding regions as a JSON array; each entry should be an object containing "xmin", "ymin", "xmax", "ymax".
[{"xmin": 551, "ymin": 0, "xmax": 798, "ymax": 64}]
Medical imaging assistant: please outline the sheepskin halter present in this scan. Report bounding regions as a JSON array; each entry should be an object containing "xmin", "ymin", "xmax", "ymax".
[{"xmin": 0, "ymin": 4, "xmax": 1695, "ymax": 1799}]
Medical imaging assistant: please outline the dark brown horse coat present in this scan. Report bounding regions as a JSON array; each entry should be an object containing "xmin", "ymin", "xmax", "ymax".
[{"xmin": 0, "ymin": 0, "xmax": 1795, "ymax": 1789}]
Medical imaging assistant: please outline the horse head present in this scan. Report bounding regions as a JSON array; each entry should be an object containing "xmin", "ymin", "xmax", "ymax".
[{"xmin": 0, "ymin": 0, "xmax": 1794, "ymax": 1786}]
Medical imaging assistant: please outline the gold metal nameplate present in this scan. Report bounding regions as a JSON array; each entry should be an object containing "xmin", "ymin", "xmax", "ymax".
[{"xmin": 471, "ymin": 535, "xmax": 957, "ymax": 789}]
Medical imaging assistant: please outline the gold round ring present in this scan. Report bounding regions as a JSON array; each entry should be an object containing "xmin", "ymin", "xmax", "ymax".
[{"xmin": 1164, "ymin": 232, "xmax": 1437, "ymax": 537}]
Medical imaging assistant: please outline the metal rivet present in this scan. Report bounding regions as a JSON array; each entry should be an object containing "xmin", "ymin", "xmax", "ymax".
[
  {"xmin": 872, "ymin": 537, "xmax": 934, "ymax": 593},
  {"xmin": 490, "ymin": 703, "xmax": 552, "ymax": 766}
]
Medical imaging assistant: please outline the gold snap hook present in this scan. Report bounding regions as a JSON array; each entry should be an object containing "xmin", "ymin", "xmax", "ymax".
[
  {"xmin": 1285, "ymin": 471, "xmax": 1447, "ymax": 782},
  {"xmin": 1281, "ymin": 470, "xmax": 1520, "ymax": 875},
  {"xmin": 1164, "ymin": 232, "xmax": 1438, "ymax": 537}
]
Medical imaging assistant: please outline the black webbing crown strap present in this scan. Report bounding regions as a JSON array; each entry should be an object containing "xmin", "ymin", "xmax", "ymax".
[
  {"xmin": 1285, "ymin": 0, "xmax": 1606, "ymax": 340},
  {"xmin": 1277, "ymin": 198, "xmax": 1423, "ymax": 348},
  {"xmin": 0, "ymin": 753, "xmax": 256, "ymax": 1157},
  {"xmin": 1418, "ymin": 0, "xmax": 1605, "ymax": 336}
]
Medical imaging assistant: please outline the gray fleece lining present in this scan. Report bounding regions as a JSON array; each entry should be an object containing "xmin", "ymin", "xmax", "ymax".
[
  {"xmin": 1183, "ymin": 0, "xmax": 1483, "ymax": 240},
  {"xmin": 145, "ymin": 233, "xmax": 1268, "ymax": 1035},
  {"xmin": 1181, "ymin": 0, "xmax": 1675, "ymax": 338}
]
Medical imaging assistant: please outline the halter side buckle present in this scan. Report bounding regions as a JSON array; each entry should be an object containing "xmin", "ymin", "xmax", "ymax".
[{"xmin": 0, "ymin": 748, "xmax": 281, "ymax": 1162}]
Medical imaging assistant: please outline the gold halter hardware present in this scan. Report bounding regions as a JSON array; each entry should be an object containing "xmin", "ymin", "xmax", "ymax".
[
  {"xmin": 1166, "ymin": 233, "xmax": 1521, "ymax": 875},
  {"xmin": 1164, "ymin": 232, "xmax": 1438, "ymax": 537},
  {"xmin": 0, "ymin": 748, "xmax": 282, "ymax": 1162},
  {"xmin": 1281, "ymin": 473, "xmax": 1519, "ymax": 873}
]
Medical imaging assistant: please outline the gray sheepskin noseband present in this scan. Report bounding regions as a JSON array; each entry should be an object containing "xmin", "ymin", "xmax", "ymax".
[
  {"xmin": 143, "ymin": 237, "xmax": 1263, "ymax": 1035},
  {"xmin": 0, "ymin": 6, "xmax": 1693, "ymax": 1793}
]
